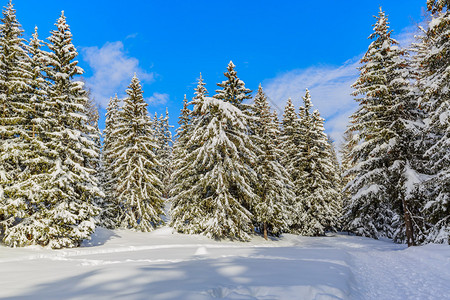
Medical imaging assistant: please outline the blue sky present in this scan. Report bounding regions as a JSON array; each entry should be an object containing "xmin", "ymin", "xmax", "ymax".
[{"xmin": 13, "ymin": 0, "xmax": 426, "ymax": 145}]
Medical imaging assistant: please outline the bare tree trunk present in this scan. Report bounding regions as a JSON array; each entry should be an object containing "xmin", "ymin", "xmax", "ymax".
[
  {"xmin": 263, "ymin": 222, "xmax": 268, "ymax": 240},
  {"xmin": 402, "ymin": 198, "xmax": 415, "ymax": 247}
]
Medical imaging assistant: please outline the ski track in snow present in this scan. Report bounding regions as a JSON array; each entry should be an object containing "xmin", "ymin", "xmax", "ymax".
[{"xmin": 0, "ymin": 227, "xmax": 448, "ymax": 300}]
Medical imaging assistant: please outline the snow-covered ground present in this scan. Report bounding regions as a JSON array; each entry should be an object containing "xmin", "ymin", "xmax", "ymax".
[{"xmin": 0, "ymin": 227, "xmax": 449, "ymax": 300}]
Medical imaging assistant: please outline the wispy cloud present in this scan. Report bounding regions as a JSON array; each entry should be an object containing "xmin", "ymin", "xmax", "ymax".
[
  {"xmin": 262, "ymin": 26, "xmax": 419, "ymax": 148},
  {"xmin": 147, "ymin": 92, "xmax": 169, "ymax": 106},
  {"xmin": 263, "ymin": 58, "xmax": 360, "ymax": 146},
  {"xmin": 126, "ymin": 33, "xmax": 138, "ymax": 39},
  {"xmin": 82, "ymin": 41, "xmax": 154, "ymax": 108}
]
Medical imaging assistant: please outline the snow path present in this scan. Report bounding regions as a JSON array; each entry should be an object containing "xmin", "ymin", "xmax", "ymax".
[{"xmin": 0, "ymin": 227, "xmax": 448, "ymax": 300}]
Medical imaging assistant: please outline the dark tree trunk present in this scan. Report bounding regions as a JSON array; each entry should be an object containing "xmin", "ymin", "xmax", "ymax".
[
  {"xmin": 263, "ymin": 222, "xmax": 268, "ymax": 240},
  {"xmin": 402, "ymin": 198, "xmax": 415, "ymax": 247}
]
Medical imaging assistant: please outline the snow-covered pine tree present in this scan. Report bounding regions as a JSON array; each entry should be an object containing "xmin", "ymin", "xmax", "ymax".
[
  {"xmin": 111, "ymin": 75, "xmax": 164, "ymax": 231},
  {"xmin": 340, "ymin": 128, "xmax": 358, "ymax": 230},
  {"xmin": 169, "ymin": 95, "xmax": 190, "ymax": 204},
  {"xmin": 100, "ymin": 94, "xmax": 121, "ymax": 228},
  {"xmin": 152, "ymin": 111, "xmax": 159, "ymax": 153},
  {"xmin": 27, "ymin": 26, "xmax": 48, "ymax": 139},
  {"xmin": 170, "ymin": 77, "xmax": 206, "ymax": 233},
  {"xmin": 194, "ymin": 73, "xmax": 207, "ymax": 109},
  {"xmin": 0, "ymin": 1, "xmax": 35, "ymax": 241},
  {"xmin": 214, "ymin": 61, "xmax": 252, "ymax": 112},
  {"xmin": 293, "ymin": 90, "xmax": 341, "ymax": 236},
  {"xmin": 80, "ymin": 87, "xmax": 109, "ymax": 230},
  {"xmin": 14, "ymin": 11, "xmax": 102, "ymax": 248},
  {"xmin": 344, "ymin": 8, "xmax": 425, "ymax": 245},
  {"xmin": 175, "ymin": 94, "xmax": 190, "ymax": 144},
  {"xmin": 156, "ymin": 109, "xmax": 173, "ymax": 199},
  {"xmin": 280, "ymin": 97, "xmax": 300, "ymax": 230},
  {"xmin": 171, "ymin": 74, "xmax": 258, "ymax": 240},
  {"xmin": 417, "ymin": 0, "xmax": 450, "ymax": 244},
  {"xmin": 252, "ymin": 84, "xmax": 292, "ymax": 239}
]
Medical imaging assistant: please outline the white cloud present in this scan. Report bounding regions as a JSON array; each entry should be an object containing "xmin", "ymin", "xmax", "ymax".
[
  {"xmin": 262, "ymin": 21, "xmax": 424, "ymax": 149},
  {"xmin": 126, "ymin": 33, "xmax": 138, "ymax": 39},
  {"xmin": 82, "ymin": 41, "xmax": 154, "ymax": 108},
  {"xmin": 263, "ymin": 58, "xmax": 360, "ymax": 147},
  {"xmin": 147, "ymin": 92, "xmax": 169, "ymax": 106}
]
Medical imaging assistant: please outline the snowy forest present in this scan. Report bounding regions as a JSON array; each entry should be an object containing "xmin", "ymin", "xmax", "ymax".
[{"xmin": 0, "ymin": 0, "xmax": 448, "ymax": 250}]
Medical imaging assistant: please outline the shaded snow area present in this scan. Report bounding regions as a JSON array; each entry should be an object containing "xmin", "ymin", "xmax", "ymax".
[{"xmin": 0, "ymin": 227, "xmax": 449, "ymax": 300}]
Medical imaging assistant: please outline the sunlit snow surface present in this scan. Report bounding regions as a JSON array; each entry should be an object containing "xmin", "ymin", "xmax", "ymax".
[{"xmin": 0, "ymin": 227, "xmax": 449, "ymax": 299}]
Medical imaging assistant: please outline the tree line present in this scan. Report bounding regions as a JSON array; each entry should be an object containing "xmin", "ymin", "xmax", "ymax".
[{"xmin": 0, "ymin": 0, "xmax": 448, "ymax": 248}]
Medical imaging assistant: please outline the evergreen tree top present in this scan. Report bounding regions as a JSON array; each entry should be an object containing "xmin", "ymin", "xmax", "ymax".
[
  {"xmin": 108, "ymin": 94, "xmax": 119, "ymax": 111},
  {"xmin": 125, "ymin": 74, "xmax": 145, "ymax": 108},
  {"xmin": 105, "ymin": 94, "xmax": 120, "ymax": 126},
  {"xmin": 214, "ymin": 61, "xmax": 252, "ymax": 107},
  {"xmin": 283, "ymin": 98, "xmax": 296, "ymax": 119},
  {"xmin": 194, "ymin": 73, "xmax": 208, "ymax": 101},
  {"xmin": 0, "ymin": 0, "xmax": 25, "ymax": 49},
  {"xmin": 46, "ymin": 11, "xmax": 83, "ymax": 78},
  {"xmin": 301, "ymin": 89, "xmax": 313, "ymax": 116},
  {"xmin": 366, "ymin": 8, "xmax": 399, "ymax": 50},
  {"xmin": 192, "ymin": 74, "xmax": 209, "ymax": 117},
  {"xmin": 0, "ymin": 0, "xmax": 21, "ymax": 33},
  {"xmin": 49, "ymin": 11, "xmax": 71, "ymax": 42},
  {"xmin": 282, "ymin": 98, "xmax": 297, "ymax": 127},
  {"xmin": 29, "ymin": 26, "xmax": 42, "ymax": 48},
  {"xmin": 253, "ymin": 83, "xmax": 267, "ymax": 114},
  {"xmin": 178, "ymin": 94, "xmax": 190, "ymax": 124}
]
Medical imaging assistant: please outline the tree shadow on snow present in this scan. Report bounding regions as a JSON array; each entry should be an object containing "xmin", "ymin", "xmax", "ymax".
[
  {"xmin": 81, "ymin": 227, "xmax": 120, "ymax": 247},
  {"xmin": 6, "ymin": 246, "xmax": 357, "ymax": 300}
]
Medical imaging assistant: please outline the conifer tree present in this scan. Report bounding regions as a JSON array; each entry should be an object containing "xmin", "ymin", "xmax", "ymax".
[
  {"xmin": 418, "ymin": 1, "xmax": 450, "ymax": 244},
  {"xmin": 280, "ymin": 98, "xmax": 299, "ymax": 165},
  {"xmin": 111, "ymin": 75, "xmax": 164, "ymax": 231},
  {"xmin": 344, "ymin": 8, "xmax": 424, "ymax": 245},
  {"xmin": 170, "ymin": 78, "xmax": 206, "ymax": 233},
  {"xmin": 156, "ymin": 109, "xmax": 172, "ymax": 198},
  {"xmin": 280, "ymin": 98, "xmax": 300, "ymax": 230},
  {"xmin": 100, "ymin": 95, "xmax": 121, "ymax": 228},
  {"xmin": 0, "ymin": 1, "xmax": 35, "ymax": 241},
  {"xmin": 12, "ymin": 11, "xmax": 102, "ymax": 248},
  {"xmin": 175, "ymin": 94, "xmax": 191, "ymax": 144},
  {"xmin": 293, "ymin": 90, "xmax": 341, "ymax": 236},
  {"xmin": 194, "ymin": 73, "xmax": 207, "ymax": 110},
  {"xmin": 171, "ymin": 75, "xmax": 258, "ymax": 240},
  {"xmin": 252, "ymin": 84, "xmax": 292, "ymax": 239},
  {"xmin": 214, "ymin": 61, "xmax": 252, "ymax": 111}
]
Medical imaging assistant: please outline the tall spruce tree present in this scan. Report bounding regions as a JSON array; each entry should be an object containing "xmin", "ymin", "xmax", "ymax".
[
  {"xmin": 100, "ymin": 95, "xmax": 121, "ymax": 228},
  {"xmin": 280, "ymin": 97, "xmax": 300, "ymax": 230},
  {"xmin": 171, "ymin": 71, "xmax": 258, "ymax": 240},
  {"xmin": 418, "ymin": 0, "xmax": 450, "ymax": 244},
  {"xmin": 175, "ymin": 94, "xmax": 190, "ymax": 144},
  {"xmin": 294, "ymin": 90, "xmax": 341, "ymax": 236},
  {"xmin": 344, "ymin": 8, "xmax": 424, "ymax": 245},
  {"xmin": 252, "ymin": 84, "xmax": 292, "ymax": 239},
  {"xmin": 111, "ymin": 75, "xmax": 164, "ymax": 231},
  {"xmin": 0, "ymin": 0, "xmax": 32, "ymax": 235},
  {"xmin": 42, "ymin": 11, "xmax": 101, "ymax": 247},
  {"xmin": 170, "ymin": 78, "xmax": 206, "ymax": 233},
  {"xmin": 155, "ymin": 109, "xmax": 172, "ymax": 199},
  {"xmin": 172, "ymin": 96, "xmax": 258, "ymax": 240},
  {"xmin": 7, "ymin": 11, "xmax": 103, "ymax": 248}
]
